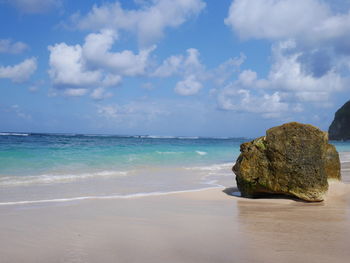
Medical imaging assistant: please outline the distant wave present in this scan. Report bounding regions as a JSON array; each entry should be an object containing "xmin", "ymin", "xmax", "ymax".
[
  {"xmin": 0, "ymin": 132, "xmax": 29, "ymax": 136},
  {"xmin": 138, "ymin": 135, "xmax": 176, "ymax": 139},
  {"xmin": 0, "ymin": 132, "xmax": 248, "ymax": 140},
  {"xmin": 196, "ymin": 151, "xmax": 207, "ymax": 156},
  {"xmin": 156, "ymin": 151, "xmax": 184, "ymax": 154},
  {"xmin": 0, "ymin": 186, "xmax": 222, "ymax": 206},
  {"xmin": 0, "ymin": 170, "xmax": 129, "ymax": 186}
]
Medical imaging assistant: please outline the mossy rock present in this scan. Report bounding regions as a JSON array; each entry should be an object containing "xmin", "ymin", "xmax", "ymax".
[{"xmin": 233, "ymin": 122, "xmax": 341, "ymax": 202}]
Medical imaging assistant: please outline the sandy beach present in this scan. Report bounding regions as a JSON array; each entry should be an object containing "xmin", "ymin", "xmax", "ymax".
[{"xmin": 0, "ymin": 160, "xmax": 349, "ymax": 263}]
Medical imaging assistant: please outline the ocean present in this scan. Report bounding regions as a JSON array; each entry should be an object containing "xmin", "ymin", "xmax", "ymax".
[{"xmin": 1, "ymin": 132, "xmax": 350, "ymax": 205}]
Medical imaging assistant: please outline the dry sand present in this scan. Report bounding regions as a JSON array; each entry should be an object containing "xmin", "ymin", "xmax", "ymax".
[{"xmin": 1, "ymin": 164, "xmax": 350, "ymax": 263}]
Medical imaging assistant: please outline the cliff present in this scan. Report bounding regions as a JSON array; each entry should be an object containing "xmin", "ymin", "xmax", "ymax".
[{"xmin": 329, "ymin": 100, "xmax": 350, "ymax": 141}]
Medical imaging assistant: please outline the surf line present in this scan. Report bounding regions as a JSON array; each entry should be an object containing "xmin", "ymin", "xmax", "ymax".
[{"xmin": 0, "ymin": 186, "xmax": 223, "ymax": 206}]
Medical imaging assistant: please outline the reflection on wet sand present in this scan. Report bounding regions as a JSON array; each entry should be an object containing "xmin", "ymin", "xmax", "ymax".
[{"xmin": 233, "ymin": 164, "xmax": 350, "ymax": 263}]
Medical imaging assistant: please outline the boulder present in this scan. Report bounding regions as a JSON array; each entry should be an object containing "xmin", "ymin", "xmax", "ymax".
[
  {"xmin": 233, "ymin": 122, "xmax": 341, "ymax": 202},
  {"xmin": 329, "ymin": 100, "xmax": 350, "ymax": 140}
]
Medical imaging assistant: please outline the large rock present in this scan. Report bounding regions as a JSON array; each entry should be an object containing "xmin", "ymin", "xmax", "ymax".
[
  {"xmin": 329, "ymin": 100, "xmax": 350, "ymax": 140},
  {"xmin": 233, "ymin": 122, "xmax": 341, "ymax": 202}
]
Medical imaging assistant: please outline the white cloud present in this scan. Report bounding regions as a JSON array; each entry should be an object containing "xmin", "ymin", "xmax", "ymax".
[
  {"xmin": 223, "ymin": 1, "xmax": 350, "ymax": 115},
  {"xmin": 91, "ymin": 87, "xmax": 113, "ymax": 100},
  {"xmin": 154, "ymin": 50, "xmax": 249, "ymax": 96},
  {"xmin": 48, "ymin": 43, "xmax": 101, "ymax": 87},
  {"xmin": 238, "ymin": 70, "xmax": 257, "ymax": 86},
  {"xmin": 216, "ymin": 39, "xmax": 346, "ymax": 118},
  {"xmin": 71, "ymin": 0, "xmax": 206, "ymax": 46},
  {"xmin": 0, "ymin": 39, "xmax": 28, "ymax": 54},
  {"xmin": 83, "ymin": 30, "xmax": 155, "ymax": 76},
  {"xmin": 266, "ymin": 40, "xmax": 345, "ymax": 101},
  {"xmin": 48, "ymin": 30, "xmax": 153, "ymax": 91},
  {"xmin": 225, "ymin": 0, "xmax": 330, "ymax": 40},
  {"xmin": 0, "ymin": 58, "xmax": 37, "ymax": 83},
  {"xmin": 153, "ymin": 48, "xmax": 206, "ymax": 95},
  {"xmin": 101, "ymin": 74, "xmax": 122, "ymax": 87},
  {"xmin": 218, "ymin": 88, "xmax": 289, "ymax": 118},
  {"xmin": 225, "ymin": 0, "xmax": 350, "ymax": 54},
  {"xmin": 63, "ymin": 88, "xmax": 88, "ymax": 97},
  {"xmin": 5, "ymin": 0, "xmax": 62, "ymax": 14},
  {"xmin": 153, "ymin": 48, "xmax": 203, "ymax": 76},
  {"xmin": 152, "ymin": 55, "xmax": 183, "ymax": 77},
  {"xmin": 175, "ymin": 74, "xmax": 203, "ymax": 96}
]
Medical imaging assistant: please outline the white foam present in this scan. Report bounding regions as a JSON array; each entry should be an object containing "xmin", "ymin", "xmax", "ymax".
[
  {"xmin": 0, "ymin": 186, "xmax": 223, "ymax": 206},
  {"xmin": 0, "ymin": 133, "xmax": 29, "ymax": 136},
  {"xmin": 196, "ymin": 151, "xmax": 207, "ymax": 156},
  {"xmin": 0, "ymin": 170, "xmax": 129, "ymax": 186},
  {"xmin": 186, "ymin": 162, "xmax": 232, "ymax": 171},
  {"xmin": 140, "ymin": 135, "xmax": 176, "ymax": 139}
]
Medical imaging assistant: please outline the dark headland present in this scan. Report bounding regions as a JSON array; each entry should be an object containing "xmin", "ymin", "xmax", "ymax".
[{"xmin": 329, "ymin": 100, "xmax": 350, "ymax": 141}]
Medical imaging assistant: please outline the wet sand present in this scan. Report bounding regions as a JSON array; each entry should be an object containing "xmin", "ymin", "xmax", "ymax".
[{"xmin": 1, "ymin": 163, "xmax": 350, "ymax": 263}]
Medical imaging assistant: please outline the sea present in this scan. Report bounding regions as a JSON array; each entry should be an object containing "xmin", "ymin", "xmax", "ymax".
[{"xmin": 1, "ymin": 132, "xmax": 350, "ymax": 205}]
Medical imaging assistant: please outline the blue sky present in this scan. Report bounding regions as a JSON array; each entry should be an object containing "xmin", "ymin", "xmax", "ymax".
[{"xmin": 0, "ymin": 0, "xmax": 349, "ymax": 137}]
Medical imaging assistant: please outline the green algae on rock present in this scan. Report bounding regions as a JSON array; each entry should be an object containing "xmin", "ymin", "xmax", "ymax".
[{"xmin": 233, "ymin": 122, "xmax": 341, "ymax": 202}]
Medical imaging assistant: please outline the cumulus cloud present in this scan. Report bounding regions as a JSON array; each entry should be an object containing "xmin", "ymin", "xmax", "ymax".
[
  {"xmin": 70, "ymin": 0, "xmax": 206, "ymax": 46},
  {"xmin": 48, "ymin": 30, "xmax": 148, "ymax": 94},
  {"xmin": 216, "ymin": 39, "xmax": 346, "ymax": 118},
  {"xmin": 222, "ymin": 0, "xmax": 350, "ymax": 116},
  {"xmin": 175, "ymin": 74, "xmax": 203, "ymax": 96},
  {"xmin": 0, "ymin": 39, "xmax": 28, "ymax": 54},
  {"xmin": 4, "ymin": 0, "xmax": 62, "ymax": 14},
  {"xmin": 48, "ymin": 43, "xmax": 102, "ymax": 87},
  {"xmin": 0, "ymin": 58, "xmax": 37, "ymax": 83},
  {"xmin": 225, "ymin": 0, "xmax": 350, "ymax": 55},
  {"xmin": 225, "ymin": 0, "xmax": 330, "ymax": 41},
  {"xmin": 265, "ymin": 41, "xmax": 345, "ymax": 102},
  {"xmin": 83, "ymin": 30, "xmax": 155, "ymax": 76},
  {"xmin": 153, "ymin": 48, "xmax": 203, "ymax": 77}
]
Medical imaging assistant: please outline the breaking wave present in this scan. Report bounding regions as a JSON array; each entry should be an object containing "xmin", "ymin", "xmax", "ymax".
[{"xmin": 0, "ymin": 170, "xmax": 129, "ymax": 186}]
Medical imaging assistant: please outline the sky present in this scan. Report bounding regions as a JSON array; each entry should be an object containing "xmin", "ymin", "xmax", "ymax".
[{"xmin": 0, "ymin": 0, "xmax": 350, "ymax": 137}]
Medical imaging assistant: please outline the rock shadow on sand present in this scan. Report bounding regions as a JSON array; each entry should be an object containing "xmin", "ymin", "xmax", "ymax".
[{"xmin": 222, "ymin": 187, "xmax": 312, "ymax": 203}]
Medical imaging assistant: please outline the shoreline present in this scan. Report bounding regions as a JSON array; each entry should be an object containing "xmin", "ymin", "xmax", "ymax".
[
  {"xmin": 0, "ymin": 158, "xmax": 349, "ymax": 207},
  {"xmin": 0, "ymin": 186, "xmax": 224, "ymax": 206},
  {"xmin": 0, "ymin": 161, "xmax": 350, "ymax": 262}
]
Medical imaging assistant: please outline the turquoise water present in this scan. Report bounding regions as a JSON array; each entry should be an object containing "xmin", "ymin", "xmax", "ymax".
[
  {"xmin": 0, "ymin": 132, "xmax": 349, "ymax": 204},
  {"xmin": 0, "ymin": 133, "xmax": 244, "ymax": 177}
]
